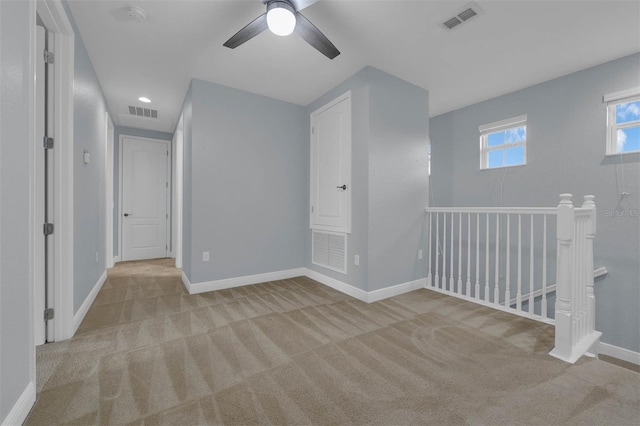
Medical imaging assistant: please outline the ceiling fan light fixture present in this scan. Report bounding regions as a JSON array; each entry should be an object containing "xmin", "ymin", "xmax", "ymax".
[{"xmin": 266, "ymin": 1, "xmax": 296, "ymax": 36}]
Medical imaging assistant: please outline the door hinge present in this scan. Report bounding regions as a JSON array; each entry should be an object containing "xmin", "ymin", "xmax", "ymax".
[
  {"xmin": 43, "ymin": 223, "xmax": 54, "ymax": 235},
  {"xmin": 44, "ymin": 308, "xmax": 54, "ymax": 321},
  {"xmin": 166, "ymin": 182, "xmax": 168, "ymax": 188},
  {"xmin": 43, "ymin": 136, "xmax": 54, "ymax": 149},
  {"xmin": 43, "ymin": 49, "xmax": 55, "ymax": 64},
  {"xmin": 166, "ymin": 213, "xmax": 168, "ymax": 219},
  {"xmin": 311, "ymin": 206, "xmax": 314, "ymax": 213},
  {"xmin": 312, "ymin": 127, "xmax": 315, "ymax": 135}
]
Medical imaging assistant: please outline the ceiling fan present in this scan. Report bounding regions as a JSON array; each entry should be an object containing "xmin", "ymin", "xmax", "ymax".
[{"xmin": 223, "ymin": 0, "xmax": 340, "ymax": 60}]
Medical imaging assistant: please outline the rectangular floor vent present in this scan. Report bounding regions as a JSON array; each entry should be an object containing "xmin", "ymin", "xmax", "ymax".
[{"xmin": 312, "ymin": 231, "xmax": 347, "ymax": 274}]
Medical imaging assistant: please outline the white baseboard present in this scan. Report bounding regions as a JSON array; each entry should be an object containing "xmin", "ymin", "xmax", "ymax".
[
  {"xmin": 183, "ymin": 267, "xmax": 426, "ymax": 304},
  {"xmin": 304, "ymin": 269, "xmax": 425, "ymax": 303},
  {"xmin": 185, "ymin": 268, "xmax": 307, "ymax": 295},
  {"xmin": 1, "ymin": 381, "xmax": 35, "ymax": 426},
  {"xmin": 181, "ymin": 270, "xmax": 191, "ymax": 293},
  {"xmin": 598, "ymin": 342, "xmax": 640, "ymax": 366},
  {"xmin": 72, "ymin": 270, "xmax": 107, "ymax": 334},
  {"xmin": 304, "ymin": 268, "xmax": 369, "ymax": 302},
  {"xmin": 112, "ymin": 255, "xmax": 120, "ymax": 265},
  {"xmin": 368, "ymin": 278, "xmax": 426, "ymax": 302}
]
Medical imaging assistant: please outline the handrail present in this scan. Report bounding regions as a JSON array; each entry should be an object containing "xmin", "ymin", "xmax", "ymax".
[{"xmin": 425, "ymin": 206, "xmax": 556, "ymax": 215}]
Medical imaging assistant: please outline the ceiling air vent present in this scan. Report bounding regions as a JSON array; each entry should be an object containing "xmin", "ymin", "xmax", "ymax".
[
  {"xmin": 128, "ymin": 105, "xmax": 158, "ymax": 119},
  {"xmin": 441, "ymin": 3, "xmax": 483, "ymax": 30}
]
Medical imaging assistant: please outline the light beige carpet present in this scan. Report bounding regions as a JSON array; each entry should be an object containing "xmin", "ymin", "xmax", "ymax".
[{"xmin": 26, "ymin": 259, "xmax": 640, "ymax": 425}]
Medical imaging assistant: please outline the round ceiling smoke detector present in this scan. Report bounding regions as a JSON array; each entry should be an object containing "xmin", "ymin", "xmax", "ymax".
[{"xmin": 127, "ymin": 6, "xmax": 147, "ymax": 22}]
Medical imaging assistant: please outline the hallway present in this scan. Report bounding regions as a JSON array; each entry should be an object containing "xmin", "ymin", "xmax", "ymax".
[{"xmin": 24, "ymin": 260, "xmax": 640, "ymax": 425}]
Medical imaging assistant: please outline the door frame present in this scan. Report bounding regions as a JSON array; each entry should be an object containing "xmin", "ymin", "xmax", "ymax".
[
  {"xmin": 105, "ymin": 113, "xmax": 115, "ymax": 268},
  {"xmin": 33, "ymin": 0, "xmax": 75, "ymax": 342},
  {"xmin": 118, "ymin": 135, "xmax": 171, "ymax": 261},
  {"xmin": 173, "ymin": 115, "xmax": 184, "ymax": 268}
]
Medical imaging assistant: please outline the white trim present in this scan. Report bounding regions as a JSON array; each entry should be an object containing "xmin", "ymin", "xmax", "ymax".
[
  {"xmin": 112, "ymin": 255, "xmax": 120, "ymax": 265},
  {"xmin": 603, "ymin": 87, "xmax": 640, "ymax": 103},
  {"xmin": 174, "ymin": 115, "xmax": 184, "ymax": 268},
  {"xmin": 118, "ymin": 135, "xmax": 171, "ymax": 261},
  {"xmin": 598, "ymin": 342, "xmax": 640, "ymax": 366},
  {"xmin": 185, "ymin": 268, "xmax": 307, "ymax": 294},
  {"xmin": 605, "ymin": 92, "xmax": 640, "ymax": 156},
  {"xmin": 72, "ymin": 270, "xmax": 107, "ymax": 334},
  {"xmin": 479, "ymin": 114, "xmax": 527, "ymax": 133},
  {"xmin": 36, "ymin": 0, "xmax": 75, "ymax": 341},
  {"xmin": 367, "ymin": 278, "xmax": 426, "ymax": 303},
  {"xmin": 180, "ymin": 270, "xmax": 191, "ymax": 293},
  {"xmin": 304, "ymin": 268, "xmax": 368, "ymax": 302},
  {"xmin": 105, "ymin": 113, "xmax": 114, "ymax": 268},
  {"xmin": 1, "ymin": 381, "xmax": 36, "ymax": 426},
  {"xmin": 550, "ymin": 331, "xmax": 602, "ymax": 364}
]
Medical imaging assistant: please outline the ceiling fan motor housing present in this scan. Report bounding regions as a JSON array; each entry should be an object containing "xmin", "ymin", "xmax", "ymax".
[{"xmin": 267, "ymin": 0, "xmax": 296, "ymax": 13}]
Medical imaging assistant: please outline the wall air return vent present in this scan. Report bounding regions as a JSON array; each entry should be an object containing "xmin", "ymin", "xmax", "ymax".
[
  {"xmin": 128, "ymin": 105, "xmax": 158, "ymax": 119},
  {"xmin": 441, "ymin": 3, "xmax": 483, "ymax": 30},
  {"xmin": 312, "ymin": 230, "xmax": 347, "ymax": 274}
]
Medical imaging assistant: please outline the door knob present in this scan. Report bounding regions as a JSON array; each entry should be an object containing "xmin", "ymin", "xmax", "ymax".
[
  {"xmin": 124, "ymin": 213, "xmax": 132, "ymax": 217},
  {"xmin": 336, "ymin": 184, "xmax": 347, "ymax": 190}
]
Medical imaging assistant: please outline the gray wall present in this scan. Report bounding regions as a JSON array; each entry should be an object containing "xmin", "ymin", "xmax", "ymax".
[
  {"xmin": 430, "ymin": 53, "xmax": 640, "ymax": 352},
  {"xmin": 112, "ymin": 126, "xmax": 173, "ymax": 258},
  {"xmin": 305, "ymin": 67, "xmax": 430, "ymax": 291},
  {"xmin": 185, "ymin": 79, "xmax": 308, "ymax": 284},
  {"xmin": 63, "ymin": 0, "xmax": 112, "ymax": 312},
  {"xmin": 367, "ymin": 68, "xmax": 429, "ymax": 290},
  {"xmin": 0, "ymin": 0, "xmax": 35, "ymax": 420}
]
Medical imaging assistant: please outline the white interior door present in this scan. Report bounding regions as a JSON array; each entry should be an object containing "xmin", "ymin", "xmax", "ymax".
[
  {"xmin": 121, "ymin": 137, "xmax": 169, "ymax": 261},
  {"xmin": 310, "ymin": 91, "xmax": 351, "ymax": 233}
]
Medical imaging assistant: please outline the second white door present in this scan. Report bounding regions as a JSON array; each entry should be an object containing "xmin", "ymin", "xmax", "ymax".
[{"xmin": 121, "ymin": 137, "xmax": 169, "ymax": 261}]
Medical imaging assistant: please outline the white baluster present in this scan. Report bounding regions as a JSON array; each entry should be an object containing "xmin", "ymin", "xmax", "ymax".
[
  {"xmin": 442, "ymin": 213, "xmax": 447, "ymax": 290},
  {"xmin": 517, "ymin": 214, "xmax": 522, "ymax": 311},
  {"xmin": 435, "ymin": 213, "xmax": 440, "ymax": 289},
  {"xmin": 505, "ymin": 214, "xmax": 511, "ymax": 307},
  {"xmin": 529, "ymin": 215, "xmax": 534, "ymax": 315},
  {"xmin": 458, "ymin": 213, "xmax": 463, "ymax": 295},
  {"xmin": 542, "ymin": 215, "xmax": 547, "ymax": 319},
  {"xmin": 484, "ymin": 214, "xmax": 490, "ymax": 303},
  {"xmin": 550, "ymin": 194, "xmax": 575, "ymax": 362},
  {"xmin": 466, "ymin": 213, "xmax": 471, "ymax": 297},
  {"xmin": 494, "ymin": 214, "xmax": 500, "ymax": 305},
  {"xmin": 450, "ymin": 212, "xmax": 455, "ymax": 292},
  {"xmin": 427, "ymin": 212, "xmax": 432, "ymax": 288},
  {"xmin": 475, "ymin": 214, "xmax": 480, "ymax": 300}
]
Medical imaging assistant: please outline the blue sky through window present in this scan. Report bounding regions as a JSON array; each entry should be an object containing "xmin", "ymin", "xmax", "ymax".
[
  {"xmin": 618, "ymin": 126, "xmax": 640, "ymax": 152},
  {"xmin": 616, "ymin": 101, "xmax": 640, "ymax": 124},
  {"xmin": 485, "ymin": 125, "xmax": 526, "ymax": 168}
]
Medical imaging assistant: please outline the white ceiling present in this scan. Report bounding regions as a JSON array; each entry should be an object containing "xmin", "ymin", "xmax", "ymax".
[{"xmin": 68, "ymin": 0, "xmax": 640, "ymax": 133}]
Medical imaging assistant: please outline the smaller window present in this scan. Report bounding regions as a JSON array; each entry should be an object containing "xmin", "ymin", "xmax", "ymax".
[
  {"xmin": 479, "ymin": 115, "xmax": 527, "ymax": 170},
  {"xmin": 605, "ymin": 88, "xmax": 640, "ymax": 155}
]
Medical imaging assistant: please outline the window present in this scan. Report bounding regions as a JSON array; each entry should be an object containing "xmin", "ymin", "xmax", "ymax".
[
  {"xmin": 479, "ymin": 115, "xmax": 527, "ymax": 169},
  {"xmin": 605, "ymin": 88, "xmax": 640, "ymax": 155}
]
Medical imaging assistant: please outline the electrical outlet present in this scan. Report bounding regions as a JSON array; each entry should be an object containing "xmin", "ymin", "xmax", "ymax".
[
  {"xmin": 354, "ymin": 255, "xmax": 360, "ymax": 266},
  {"xmin": 203, "ymin": 251, "xmax": 210, "ymax": 262},
  {"xmin": 418, "ymin": 249, "xmax": 423, "ymax": 260}
]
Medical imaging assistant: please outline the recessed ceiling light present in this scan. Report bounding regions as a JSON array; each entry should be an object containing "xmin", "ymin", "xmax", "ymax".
[{"xmin": 138, "ymin": 97, "xmax": 151, "ymax": 103}]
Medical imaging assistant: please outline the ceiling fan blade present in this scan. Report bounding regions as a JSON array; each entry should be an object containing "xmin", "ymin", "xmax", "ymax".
[
  {"xmin": 223, "ymin": 13, "xmax": 268, "ymax": 49},
  {"xmin": 294, "ymin": 12, "xmax": 340, "ymax": 59}
]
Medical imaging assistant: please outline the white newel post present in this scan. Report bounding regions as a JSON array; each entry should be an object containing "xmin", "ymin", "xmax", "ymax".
[
  {"xmin": 551, "ymin": 194, "xmax": 575, "ymax": 361},
  {"xmin": 582, "ymin": 195, "xmax": 596, "ymax": 334}
]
